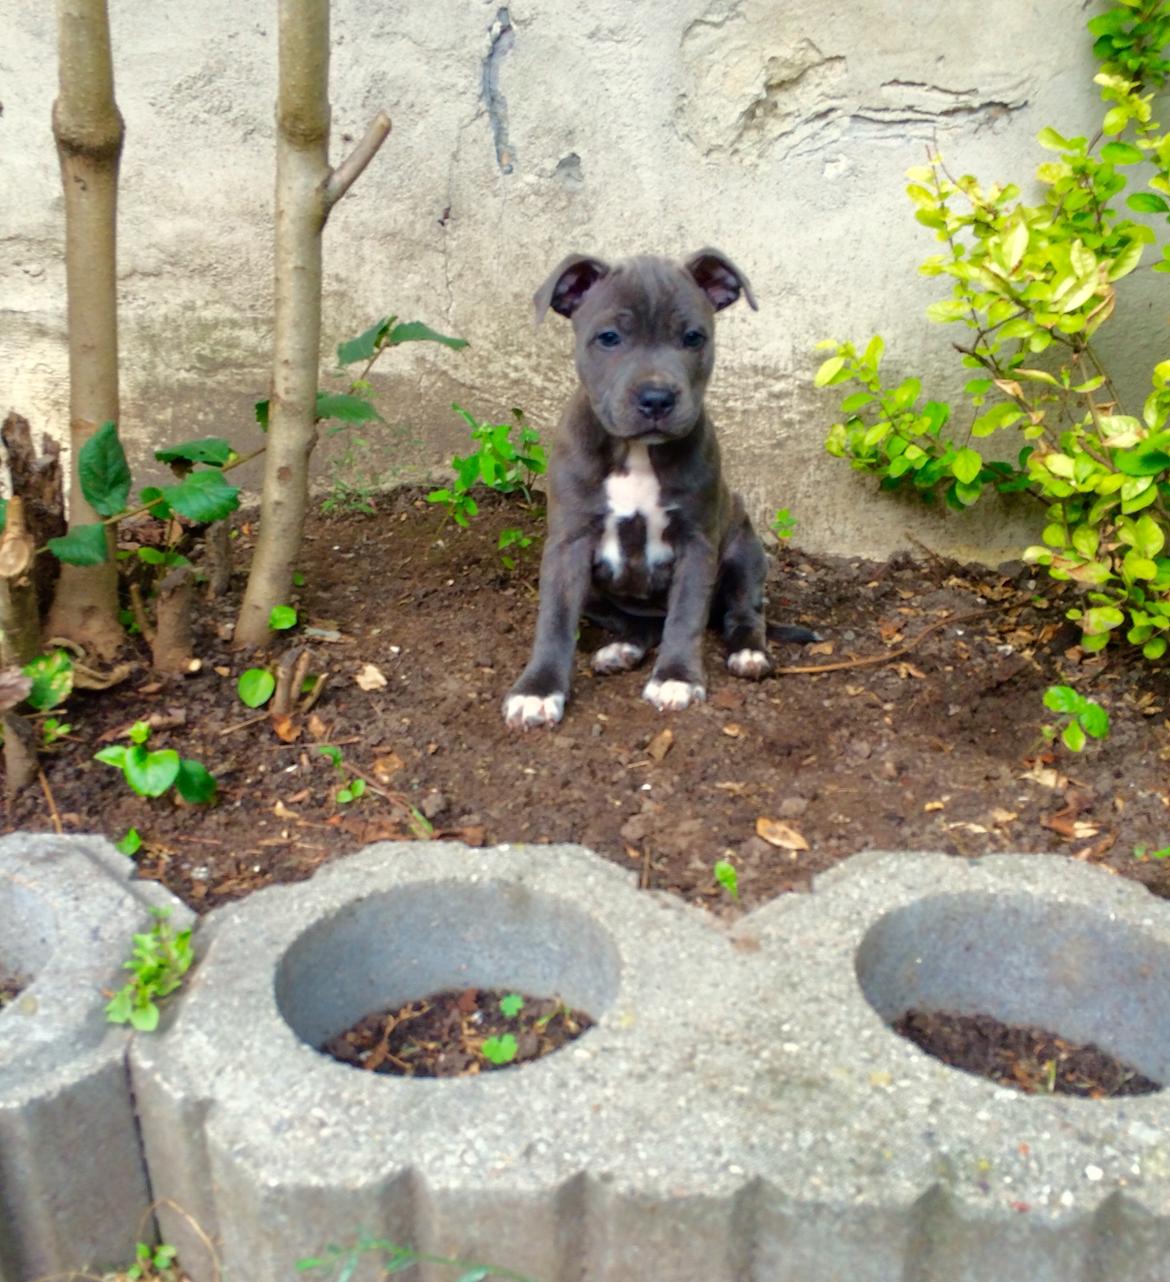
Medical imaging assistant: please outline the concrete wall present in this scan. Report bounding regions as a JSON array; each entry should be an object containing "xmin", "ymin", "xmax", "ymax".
[{"xmin": 2, "ymin": 0, "xmax": 1163, "ymax": 558}]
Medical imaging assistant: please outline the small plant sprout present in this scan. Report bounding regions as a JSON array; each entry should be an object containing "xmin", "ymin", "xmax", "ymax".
[
  {"xmin": 116, "ymin": 827, "xmax": 143, "ymax": 857},
  {"xmin": 498, "ymin": 526, "xmax": 534, "ymax": 570},
  {"xmin": 1041, "ymin": 685, "xmax": 1110, "ymax": 752},
  {"xmin": 713, "ymin": 858, "xmax": 740, "ymax": 901},
  {"xmin": 297, "ymin": 1235, "xmax": 539, "ymax": 1282},
  {"xmin": 317, "ymin": 744, "xmax": 367, "ymax": 805},
  {"xmin": 105, "ymin": 908, "xmax": 194, "ymax": 1032},
  {"xmin": 40, "ymin": 716, "xmax": 73, "ymax": 746},
  {"xmin": 480, "ymin": 1033, "xmax": 518, "ymax": 1066},
  {"xmin": 769, "ymin": 507, "xmax": 797, "ymax": 540},
  {"xmin": 238, "ymin": 667, "xmax": 277, "ymax": 708},
  {"xmin": 269, "ymin": 604, "xmax": 298, "ymax": 631},
  {"xmin": 126, "ymin": 1240, "xmax": 179, "ymax": 1281},
  {"xmin": 1133, "ymin": 842, "xmax": 1170, "ymax": 860},
  {"xmin": 499, "ymin": 992, "xmax": 524, "ymax": 1019},
  {"xmin": 94, "ymin": 721, "xmax": 218, "ymax": 803}
]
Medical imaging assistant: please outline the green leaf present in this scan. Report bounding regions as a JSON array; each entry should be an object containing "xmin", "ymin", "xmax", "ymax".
[
  {"xmin": 1102, "ymin": 141, "xmax": 1144, "ymax": 164},
  {"xmin": 161, "ymin": 470, "xmax": 240, "ymax": 522},
  {"xmin": 116, "ymin": 828, "xmax": 143, "ymax": 857},
  {"xmin": 139, "ymin": 487, "xmax": 173, "ymax": 520},
  {"xmin": 129, "ymin": 720, "xmax": 151, "ymax": 745},
  {"xmin": 1128, "ymin": 192, "xmax": 1170, "ymax": 213},
  {"xmin": 129, "ymin": 1001, "xmax": 161, "ymax": 1032},
  {"xmin": 813, "ymin": 355, "xmax": 846, "ymax": 387},
  {"xmin": 480, "ymin": 1033, "xmax": 518, "ymax": 1065},
  {"xmin": 1061, "ymin": 721, "xmax": 1087, "ymax": 752},
  {"xmin": 1083, "ymin": 605, "xmax": 1125, "ymax": 635},
  {"xmin": 314, "ymin": 392, "xmax": 383, "ymax": 424},
  {"xmin": 1115, "ymin": 443, "xmax": 1170, "ymax": 476},
  {"xmin": 1080, "ymin": 703, "xmax": 1110, "ymax": 739},
  {"xmin": 94, "ymin": 744, "xmax": 128, "ymax": 769},
  {"xmin": 1043, "ymin": 685, "xmax": 1080, "ymax": 714},
  {"xmin": 79, "ymin": 421, "xmax": 131, "ymax": 517},
  {"xmin": 454, "ymin": 1271, "xmax": 491, "ymax": 1282},
  {"xmin": 175, "ymin": 758, "xmax": 217, "ymax": 805},
  {"xmin": 105, "ymin": 986, "xmax": 134, "ymax": 1024},
  {"xmin": 22, "ymin": 650, "xmax": 73, "ymax": 711},
  {"xmin": 47, "ymin": 523, "xmax": 109, "ymax": 566},
  {"xmin": 387, "ymin": 321, "xmax": 469, "ymax": 350},
  {"xmin": 337, "ymin": 316, "xmax": 393, "ymax": 365},
  {"xmin": 713, "ymin": 858, "xmax": 740, "ymax": 900},
  {"xmin": 1109, "ymin": 238, "xmax": 1145, "ymax": 281},
  {"xmin": 254, "ymin": 398, "xmax": 270, "ymax": 430},
  {"xmin": 238, "ymin": 668, "xmax": 276, "ymax": 708},
  {"xmin": 124, "ymin": 747, "xmax": 181, "ymax": 798},
  {"xmin": 1037, "ymin": 126, "xmax": 1071, "ymax": 150},
  {"xmin": 951, "ymin": 448, "xmax": 982, "ymax": 485},
  {"xmin": 269, "ymin": 605, "xmax": 297, "ymax": 631},
  {"xmin": 1143, "ymin": 636, "xmax": 1168, "ymax": 659},
  {"xmin": 154, "ymin": 437, "xmax": 235, "ymax": 467},
  {"xmin": 499, "ymin": 993, "xmax": 524, "ymax": 1018}
]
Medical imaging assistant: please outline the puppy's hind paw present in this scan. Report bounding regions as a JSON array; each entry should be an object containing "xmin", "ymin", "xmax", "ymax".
[
  {"xmin": 503, "ymin": 691, "xmax": 566, "ymax": 730},
  {"xmin": 642, "ymin": 678, "xmax": 705, "ymax": 712},
  {"xmin": 727, "ymin": 648, "xmax": 771, "ymax": 680},
  {"xmin": 591, "ymin": 641, "xmax": 647, "ymax": 675}
]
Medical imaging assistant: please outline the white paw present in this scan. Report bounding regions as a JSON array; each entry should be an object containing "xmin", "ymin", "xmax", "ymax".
[
  {"xmin": 503, "ymin": 692, "xmax": 565, "ymax": 730},
  {"xmin": 591, "ymin": 642, "xmax": 647, "ymax": 674},
  {"xmin": 727, "ymin": 648, "xmax": 770, "ymax": 680},
  {"xmin": 642, "ymin": 678, "xmax": 705, "ymax": 712}
]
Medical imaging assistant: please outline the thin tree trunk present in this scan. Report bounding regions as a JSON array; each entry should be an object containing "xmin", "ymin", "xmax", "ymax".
[
  {"xmin": 233, "ymin": 0, "xmax": 389, "ymax": 648},
  {"xmin": 45, "ymin": 0, "xmax": 124, "ymax": 658}
]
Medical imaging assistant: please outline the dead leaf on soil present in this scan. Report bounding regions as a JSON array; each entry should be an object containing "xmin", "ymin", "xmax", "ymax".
[
  {"xmin": 1042, "ymin": 814, "xmax": 1100, "ymax": 840},
  {"xmin": 647, "ymin": 728, "xmax": 674, "ymax": 761},
  {"xmin": 895, "ymin": 662, "xmax": 927, "ymax": 680},
  {"xmin": 923, "ymin": 799, "xmax": 947, "ymax": 812},
  {"xmin": 755, "ymin": 817, "xmax": 809, "ymax": 851},
  {"xmin": 991, "ymin": 807, "xmax": 1018, "ymax": 825},
  {"xmin": 372, "ymin": 751, "xmax": 405, "ymax": 780},
  {"xmin": 307, "ymin": 712, "xmax": 329, "ymax": 740},
  {"xmin": 709, "ymin": 688, "xmax": 743, "ymax": 710},
  {"xmin": 271, "ymin": 713, "xmax": 301, "ymax": 743},
  {"xmin": 946, "ymin": 822, "xmax": 988, "ymax": 834},
  {"xmin": 879, "ymin": 620, "xmax": 904, "ymax": 644},
  {"xmin": 273, "ymin": 800, "xmax": 299, "ymax": 821},
  {"xmin": 355, "ymin": 663, "xmax": 388, "ymax": 692},
  {"xmin": 721, "ymin": 723, "xmax": 743, "ymax": 739},
  {"xmin": 1020, "ymin": 762, "xmax": 1068, "ymax": 790},
  {"xmin": 714, "ymin": 780, "xmax": 749, "ymax": 795},
  {"xmin": 807, "ymin": 640, "xmax": 835, "ymax": 657}
]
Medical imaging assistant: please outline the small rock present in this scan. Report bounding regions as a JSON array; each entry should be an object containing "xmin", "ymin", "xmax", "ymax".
[
  {"xmin": 737, "ymin": 836, "xmax": 774, "ymax": 861},
  {"xmin": 421, "ymin": 792, "xmax": 448, "ymax": 820},
  {"xmin": 620, "ymin": 814, "xmax": 653, "ymax": 843},
  {"xmin": 777, "ymin": 796, "xmax": 809, "ymax": 819}
]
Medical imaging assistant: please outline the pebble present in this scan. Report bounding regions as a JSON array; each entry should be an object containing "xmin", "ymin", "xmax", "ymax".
[
  {"xmin": 778, "ymin": 796, "xmax": 809, "ymax": 819},
  {"xmin": 420, "ymin": 792, "xmax": 448, "ymax": 820}
]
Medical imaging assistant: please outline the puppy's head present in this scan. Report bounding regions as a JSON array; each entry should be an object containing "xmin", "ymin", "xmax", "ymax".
[{"xmin": 533, "ymin": 249, "xmax": 757, "ymax": 443}]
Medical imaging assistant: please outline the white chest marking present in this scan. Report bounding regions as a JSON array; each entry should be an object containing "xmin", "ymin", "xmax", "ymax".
[{"xmin": 599, "ymin": 443, "xmax": 673, "ymax": 575}]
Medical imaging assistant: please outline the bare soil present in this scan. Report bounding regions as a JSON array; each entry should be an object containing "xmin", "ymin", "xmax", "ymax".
[
  {"xmin": 6, "ymin": 486, "xmax": 1170, "ymax": 918},
  {"xmin": 322, "ymin": 986, "xmax": 592, "ymax": 1077},
  {"xmin": 894, "ymin": 1008, "xmax": 1161, "ymax": 1098}
]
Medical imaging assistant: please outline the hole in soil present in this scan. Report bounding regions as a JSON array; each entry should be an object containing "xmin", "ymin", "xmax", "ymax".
[
  {"xmin": 275, "ymin": 880, "xmax": 619, "ymax": 1058},
  {"xmin": 893, "ymin": 1008, "xmax": 1159, "ymax": 1098},
  {"xmin": 855, "ymin": 891, "xmax": 1170, "ymax": 1091},
  {"xmin": 0, "ymin": 881, "xmax": 57, "ymax": 1013},
  {"xmin": 321, "ymin": 985, "xmax": 593, "ymax": 1076}
]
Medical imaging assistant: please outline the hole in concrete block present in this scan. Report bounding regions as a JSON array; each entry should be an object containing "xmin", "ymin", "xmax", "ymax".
[
  {"xmin": 275, "ymin": 880, "xmax": 620, "ymax": 1055},
  {"xmin": 855, "ymin": 891, "xmax": 1170, "ymax": 1089},
  {"xmin": 0, "ymin": 881, "xmax": 57, "ymax": 1011}
]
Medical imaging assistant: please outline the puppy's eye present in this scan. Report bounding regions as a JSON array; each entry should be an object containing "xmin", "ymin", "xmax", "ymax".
[
  {"xmin": 595, "ymin": 330, "xmax": 622, "ymax": 349},
  {"xmin": 682, "ymin": 329, "xmax": 707, "ymax": 350}
]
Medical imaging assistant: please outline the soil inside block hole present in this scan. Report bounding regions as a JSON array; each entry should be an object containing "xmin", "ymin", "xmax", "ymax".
[
  {"xmin": 0, "ymin": 974, "xmax": 23, "ymax": 1010},
  {"xmin": 893, "ymin": 1008, "xmax": 1162, "ymax": 1098},
  {"xmin": 320, "ymin": 986, "xmax": 593, "ymax": 1077}
]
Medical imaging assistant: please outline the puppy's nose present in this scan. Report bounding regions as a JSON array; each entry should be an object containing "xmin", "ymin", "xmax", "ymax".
[{"xmin": 636, "ymin": 385, "xmax": 677, "ymax": 421}]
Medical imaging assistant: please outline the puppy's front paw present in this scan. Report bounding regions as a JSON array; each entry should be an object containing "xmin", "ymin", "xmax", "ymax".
[
  {"xmin": 503, "ymin": 691, "xmax": 566, "ymax": 730},
  {"xmin": 591, "ymin": 642, "xmax": 647, "ymax": 674},
  {"xmin": 727, "ymin": 648, "xmax": 771, "ymax": 680},
  {"xmin": 642, "ymin": 677, "xmax": 705, "ymax": 712}
]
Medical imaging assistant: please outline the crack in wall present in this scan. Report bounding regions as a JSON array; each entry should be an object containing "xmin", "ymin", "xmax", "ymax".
[{"xmin": 482, "ymin": 6, "xmax": 516, "ymax": 175}]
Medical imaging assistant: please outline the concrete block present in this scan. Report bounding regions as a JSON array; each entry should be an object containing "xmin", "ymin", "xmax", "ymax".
[
  {"xmin": 132, "ymin": 842, "xmax": 1170, "ymax": 1282},
  {"xmin": 0, "ymin": 833, "xmax": 191, "ymax": 1281}
]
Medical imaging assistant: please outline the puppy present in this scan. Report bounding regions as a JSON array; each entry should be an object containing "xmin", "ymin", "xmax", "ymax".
[{"xmin": 504, "ymin": 248, "xmax": 798, "ymax": 730}]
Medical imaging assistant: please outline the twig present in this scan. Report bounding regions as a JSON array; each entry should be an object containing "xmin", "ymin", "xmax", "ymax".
[
  {"xmin": 772, "ymin": 605, "xmax": 1008, "ymax": 676},
  {"xmin": 38, "ymin": 766, "xmax": 63, "ymax": 833},
  {"xmin": 324, "ymin": 112, "xmax": 392, "ymax": 211}
]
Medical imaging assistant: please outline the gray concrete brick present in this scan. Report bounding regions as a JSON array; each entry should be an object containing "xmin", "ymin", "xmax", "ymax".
[
  {"xmin": 0, "ymin": 833, "xmax": 191, "ymax": 1281},
  {"xmin": 131, "ymin": 842, "xmax": 1170, "ymax": 1282}
]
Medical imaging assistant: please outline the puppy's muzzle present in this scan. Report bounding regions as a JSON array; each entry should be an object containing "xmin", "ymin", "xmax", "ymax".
[{"xmin": 636, "ymin": 384, "xmax": 678, "ymax": 422}]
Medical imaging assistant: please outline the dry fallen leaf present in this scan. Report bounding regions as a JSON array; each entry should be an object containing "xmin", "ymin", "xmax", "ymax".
[
  {"xmin": 894, "ymin": 662, "xmax": 927, "ymax": 680},
  {"xmin": 372, "ymin": 751, "xmax": 405, "ymax": 781},
  {"xmin": 755, "ymin": 817, "xmax": 809, "ymax": 851},
  {"xmin": 923, "ymin": 800, "xmax": 946, "ymax": 813},
  {"xmin": 991, "ymin": 807, "xmax": 1018, "ymax": 825},
  {"xmin": 271, "ymin": 713, "xmax": 300, "ymax": 743},
  {"xmin": 714, "ymin": 780, "xmax": 749, "ymax": 795},
  {"xmin": 355, "ymin": 663, "xmax": 388, "ymax": 692},
  {"xmin": 807, "ymin": 640, "xmax": 835, "ymax": 657},
  {"xmin": 273, "ymin": 800, "xmax": 299, "ymax": 821},
  {"xmin": 722, "ymin": 723, "xmax": 743, "ymax": 739},
  {"xmin": 647, "ymin": 728, "xmax": 674, "ymax": 761},
  {"xmin": 1043, "ymin": 815, "xmax": 1100, "ymax": 840},
  {"xmin": 307, "ymin": 712, "xmax": 329, "ymax": 740},
  {"xmin": 1020, "ymin": 763, "xmax": 1068, "ymax": 790}
]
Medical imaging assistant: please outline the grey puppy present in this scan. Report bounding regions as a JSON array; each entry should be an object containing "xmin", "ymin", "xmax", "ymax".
[{"xmin": 504, "ymin": 248, "xmax": 802, "ymax": 730}]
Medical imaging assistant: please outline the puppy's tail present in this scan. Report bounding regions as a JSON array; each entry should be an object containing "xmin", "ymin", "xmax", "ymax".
[{"xmin": 766, "ymin": 622, "xmax": 820, "ymax": 645}]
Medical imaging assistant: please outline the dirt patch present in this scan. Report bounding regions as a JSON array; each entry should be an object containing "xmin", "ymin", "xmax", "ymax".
[
  {"xmin": 893, "ymin": 1008, "xmax": 1161, "ymax": 1098},
  {"xmin": 7, "ymin": 486, "xmax": 1170, "ymax": 915},
  {"xmin": 322, "ymin": 986, "xmax": 592, "ymax": 1077}
]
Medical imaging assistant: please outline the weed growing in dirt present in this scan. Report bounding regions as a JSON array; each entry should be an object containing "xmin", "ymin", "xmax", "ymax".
[
  {"xmin": 269, "ymin": 604, "xmax": 298, "ymax": 632},
  {"xmin": 820, "ymin": 2, "xmax": 1170, "ymax": 662},
  {"xmin": 297, "ymin": 1235, "xmax": 539, "ymax": 1282},
  {"xmin": 238, "ymin": 667, "xmax": 277, "ymax": 708},
  {"xmin": 317, "ymin": 744, "xmax": 366, "ymax": 805},
  {"xmin": 105, "ymin": 908, "xmax": 194, "ymax": 1032},
  {"xmin": 498, "ymin": 526, "xmax": 536, "ymax": 570},
  {"xmin": 769, "ymin": 508, "xmax": 797, "ymax": 541},
  {"xmin": 1041, "ymin": 684, "xmax": 1111, "ymax": 751},
  {"xmin": 499, "ymin": 992, "xmax": 524, "ymax": 1018},
  {"xmin": 481, "ymin": 1033, "xmax": 519, "ymax": 1065},
  {"xmin": 123, "ymin": 1240, "xmax": 179, "ymax": 1281},
  {"xmin": 40, "ymin": 715, "xmax": 72, "ymax": 746},
  {"xmin": 713, "ymin": 858, "xmax": 740, "ymax": 900},
  {"xmin": 427, "ymin": 404, "xmax": 547, "ymax": 530},
  {"xmin": 95, "ymin": 720, "xmax": 217, "ymax": 803},
  {"xmin": 116, "ymin": 827, "xmax": 142, "ymax": 857},
  {"xmin": 1134, "ymin": 841, "xmax": 1170, "ymax": 858}
]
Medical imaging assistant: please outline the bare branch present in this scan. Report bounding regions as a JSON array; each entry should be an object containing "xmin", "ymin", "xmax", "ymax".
[{"xmin": 324, "ymin": 112, "xmax": 392, "ymax": 212}]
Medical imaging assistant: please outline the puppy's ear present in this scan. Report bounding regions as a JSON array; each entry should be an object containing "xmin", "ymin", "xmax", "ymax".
[
  {"xmin": 684, "ymin": 249, "xmax": 758, "ymax": 312},
  {"xmin": 533, "ymin": 255, "xmax": 610, "ymax": 323}
]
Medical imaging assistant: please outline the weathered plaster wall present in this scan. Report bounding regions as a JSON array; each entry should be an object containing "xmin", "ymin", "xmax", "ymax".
[{"xmin": 2, "ymin": 0, "xmax": 1163, "ymax": 558}]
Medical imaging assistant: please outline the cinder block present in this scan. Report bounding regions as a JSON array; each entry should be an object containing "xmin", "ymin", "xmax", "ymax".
[
  {"xmin": 0, "ymin": 833, "xmax": 191, "ymax": 1281},
  {"xmin": 132, "ymin": 842, "xmax": 1170, "ymax": 1282}
]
